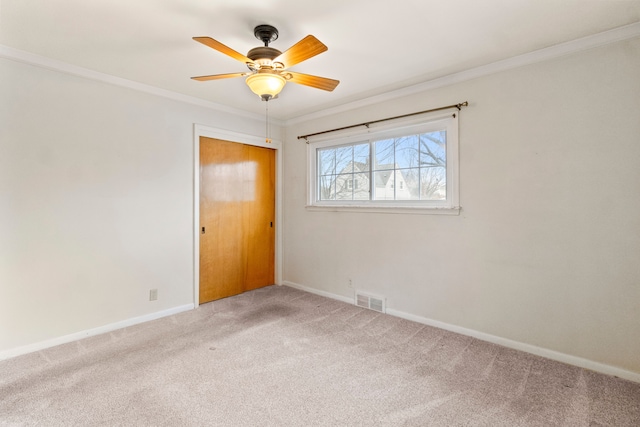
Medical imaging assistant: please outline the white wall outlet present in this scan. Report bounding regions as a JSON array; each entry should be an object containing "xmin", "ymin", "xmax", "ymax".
[
  {"xmin": 347, "ymin": 278, "xmax": 353, "ymax": 289},
  {"xmin": 149, "ymin": 289, "xmax": 158, "ymax": 301}
]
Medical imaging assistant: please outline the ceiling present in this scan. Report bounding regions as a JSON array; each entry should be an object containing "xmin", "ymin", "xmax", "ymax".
[{"xmin": 2, "ymin": 0, "xmax": 640, "ymax": 121}]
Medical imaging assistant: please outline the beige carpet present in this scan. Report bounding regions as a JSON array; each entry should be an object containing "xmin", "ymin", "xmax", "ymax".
[{"xmin": 1, "ymin": 285, "xmax": 639, "ymax": 426}]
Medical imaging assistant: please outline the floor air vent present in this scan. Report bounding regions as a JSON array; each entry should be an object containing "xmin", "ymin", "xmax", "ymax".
[{"xmin": 355, "ymin": 292, "xmax": 386, "ymax": 313}]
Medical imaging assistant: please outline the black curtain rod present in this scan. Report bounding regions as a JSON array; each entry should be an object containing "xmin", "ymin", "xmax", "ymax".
[{"xmin": 298, "ymin": 101, "xmax": 468, "ymax": 142}]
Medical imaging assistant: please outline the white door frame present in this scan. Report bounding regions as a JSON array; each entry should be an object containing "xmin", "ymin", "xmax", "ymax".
[{"xmin": 193, "ymin": 124, "xmax": 283, "ymax": 307}]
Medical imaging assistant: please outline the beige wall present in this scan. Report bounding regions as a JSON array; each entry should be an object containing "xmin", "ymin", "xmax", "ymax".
[
  {"xmin": 283, "ymin": 38, "xmax": 640, "ymax": 374},
  {"xmin": 0, "ymin": 58, "xmax": 280, "ymax": 353}
]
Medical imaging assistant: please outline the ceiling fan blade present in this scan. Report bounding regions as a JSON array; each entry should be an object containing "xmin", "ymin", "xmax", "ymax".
[
  {"xmin": 273, "ymin": 35, "xmax": 328, "ymax": 68},
  {"xmin": 286, "ymin": 72, "xmax": 339, "ymax": 91},
  {"xmin": 191, "ymin": 72, "xmax": 249, "ymax": 81},
  {"xmin": 193, "ymin": 37, "xmax": 253, "ymax": 64}
]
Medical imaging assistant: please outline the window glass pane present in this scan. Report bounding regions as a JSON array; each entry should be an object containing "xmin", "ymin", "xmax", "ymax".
[
  {"xmin": 419, "ymin": 131, "xmax": 446, "ymax": 168},
  {"xmin": 374, "ymin": 139, "xmax": 394, "ymax": 170},
  {"xmin": 319, "ymin": 175, "xmax": 335, "ymax": 200},
  {"xmin": 318, "ymin": 149, "xmax": 336, "ymax": 175},
  {"xmin": 335, "ymin": 146, "xmax": 353, "ymax": 173},
  {"xmin": 313, "ymin": 119, "xmax": 456, "ymax": 209},
  {"xmin": 420, "ymin": 167, "xmax": 446, "ymax": 200},
  {"xmin": 335, "ymin": 174, "xmax": 353, "ymax": 200},
  {"xmin": 402, "ymin": 167, "xmax": 419, "ymax": 197},
  {"xmin": 373, "ymin": 170, "xmax": 394, "ymax": 200},
  {"xmin": 353, "ymin": 173, "xmax": 370, "ymax": 200},
  {"xmin": 395, "ymin": 135, "xmax": 419, "ymax": 169},
  {"xmin": 397, "ymin": 169, "xmax": 419, "ymax": 200},
  {"xmin": 353, "ymin": 143, "xmax": 370, "ymax": 172}
]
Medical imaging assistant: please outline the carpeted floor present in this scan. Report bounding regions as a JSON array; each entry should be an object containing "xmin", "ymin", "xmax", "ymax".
[{"xmin": 1, "ymin": 285, "xmax": 639, "ymax": 426}]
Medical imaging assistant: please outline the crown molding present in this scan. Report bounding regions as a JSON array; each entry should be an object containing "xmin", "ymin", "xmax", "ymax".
[
  {"xmin": 0, "ymin": 44, "xmax": 283, "ymax": 125},
  {"xmin": 285, "ymin": 21, "xmax": 640, "ymax": 126}
]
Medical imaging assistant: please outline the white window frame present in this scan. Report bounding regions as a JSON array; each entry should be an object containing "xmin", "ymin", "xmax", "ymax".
[{"xmin": 306, "ymin": 111, "xmax": 460, "ymax": 215}]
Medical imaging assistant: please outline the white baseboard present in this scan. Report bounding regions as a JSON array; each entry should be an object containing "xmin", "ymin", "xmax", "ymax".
[
  {"xmin": 281, "ymin": 281, "xmax": 640, "ymax": 384},
  {"xmin": 0, "ymin": 304, "xmax": 194, "ymax": 361},
  {"xmin": 282, "ymin": 281, "xmax": 353, "ymax": 304}
]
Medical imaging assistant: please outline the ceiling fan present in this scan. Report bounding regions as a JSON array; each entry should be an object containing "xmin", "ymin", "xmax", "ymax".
[{"xmin": 191, "ymin": 25, "xmax": 339, "ymax": 101}]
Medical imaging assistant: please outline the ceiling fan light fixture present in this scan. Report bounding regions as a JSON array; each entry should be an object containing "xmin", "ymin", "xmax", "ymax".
[{"xmin": 246, "ymin": 72, "xmax": 286, "ymax": 101}]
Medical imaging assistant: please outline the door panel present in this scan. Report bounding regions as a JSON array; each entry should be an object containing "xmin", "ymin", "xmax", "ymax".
[
  {"xmin": 243, "ymin": 144, "xmax": 275, "ymax": 291},
  {"xmin": 199, "ymin": 137, "xmax": 275, "ymax": 304}
]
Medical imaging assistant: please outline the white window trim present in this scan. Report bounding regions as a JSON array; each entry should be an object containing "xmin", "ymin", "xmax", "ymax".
[{"xmin": 306, "ymin": 111, "xmax": 460, "ymax": 215}]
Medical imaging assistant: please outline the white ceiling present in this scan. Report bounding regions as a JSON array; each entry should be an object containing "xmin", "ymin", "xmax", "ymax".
[{"xmin": 2, "ymin": 0, "xmax": 640, "ymax": 121}]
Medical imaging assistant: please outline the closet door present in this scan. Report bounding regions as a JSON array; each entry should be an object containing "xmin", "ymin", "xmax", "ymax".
[{"xmin": 199, "ymin": 137, "xmax": 275, "ymax": 304}]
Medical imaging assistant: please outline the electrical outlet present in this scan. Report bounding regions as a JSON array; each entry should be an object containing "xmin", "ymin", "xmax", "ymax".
[
  {"xmin": 347, "ymin": 278, "xmax": 353, "ymax": 289},
  {"xmin": 149, "ymin": 289, "xmax": 158, "ymax": 301}
]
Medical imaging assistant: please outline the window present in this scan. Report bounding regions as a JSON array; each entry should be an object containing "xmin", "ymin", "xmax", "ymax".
[
  {"xmin": 345, "ymin": 179, "xmax": 359, "ymax": 190},
  {"xmin": 307, "ymin": 112, "xmax": 459, "ymax": 214}
]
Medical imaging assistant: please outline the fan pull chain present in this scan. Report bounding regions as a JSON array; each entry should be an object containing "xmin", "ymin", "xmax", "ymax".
[{"xmin": 265, "ymin": 100, "xmax": 272, "ymax": 144}]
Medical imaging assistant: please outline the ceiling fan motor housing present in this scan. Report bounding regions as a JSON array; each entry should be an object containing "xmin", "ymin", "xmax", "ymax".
[
  {"xmin": 247, "ymin": 46, "xmax": 282, "ymax": 70},
  {"xmin": 247, "ymin": 46, "xmax": 281, "ymax": 60}
]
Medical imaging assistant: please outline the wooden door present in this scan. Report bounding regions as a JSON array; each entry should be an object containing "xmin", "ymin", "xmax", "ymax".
[{"xmin": 199, "ymin": 137, "xmax": 275, "ymax": 304}]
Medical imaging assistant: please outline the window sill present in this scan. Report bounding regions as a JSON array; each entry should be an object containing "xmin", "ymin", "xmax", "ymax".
[{"xmin": 305, "ymin": 204, "xmax": 461, "ymax": 215}]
